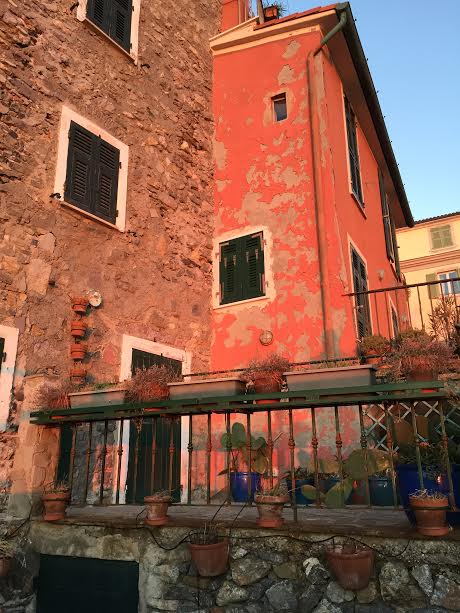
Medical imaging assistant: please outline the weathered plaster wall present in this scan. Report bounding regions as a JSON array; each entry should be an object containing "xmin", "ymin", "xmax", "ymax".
[
  {"xmin": 211, "ymin": 29, "xmax": 409, "ymax": 371},
  {"xmin": 0, "ymin": 0, "xmax": 221, "ymax": 488}
]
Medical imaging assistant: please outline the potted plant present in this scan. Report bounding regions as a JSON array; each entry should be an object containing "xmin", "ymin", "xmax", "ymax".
[
  {"xmin": 386, "ymin": 329, "xmax": 454, "ymax": 382},
  {"xmin": 326, "ymin": 541, "xmax": 374, "ymax": 590},
  {"xmin": 369, "ymin": 469, "xmax": 396, "ymax": 506},
  {"xmin": 42, "ymin": 481, "xmax": 70, "ymax": 521},
  {"xmin": 188, "ymin": 524, "xmax": 229, "ymax": 577},
  {"xmin": 69, "ymin": 381, "xmax": 126, "ymax": 409},
  {"xmin": 70, "ymin": 342, "xmax": 86, "ymax": 361},
  {"xmin": 409, "ymin": 489, "xmax": 450, "ymax": 536},
  {"xmin": 35, "ymin": 381, "xmax": 71, "ymax": 410},
  {"xmin": 70, "ymin": 320, "xmax": 87, "ymax": 339},
  {"xmin": 286, "ymin": 467, "xmax": 314, "ymax": 506},
  {"xmin": 0, "ymin": 540, "xmax": 14, "ymax": 578},
  {"xmin": 284, "ymin": 362, "xmax": 377, "ymax": 394},
  {"xmin": 71, "ymin": 296, "xmax": 88, "ymax": 314},
  {"xmin": 255, "ymin": 480, "xmax": 289, "ymax": 528},
  {"xmin": 168, "ymin": 375, "xmax": 246, "ymax": 400},
  {"xmin": 219, "ymin": 422, "xmax": 269, "ymax": 502},
  {"xmin": 127, "ymin": 365, "xmax": 180, "ymax": 405},
  {"xmin": 144, "ymin": 490, "xmax": 172, "ymax": 526},
  {"xmin": 242, "ymin": 353, "xmax": 289, "ymax": 400},
  {"xmin": 359, "ymin": 334, "xmax": 390, "ymax": 365},
  {"xmin": 263, "ymin": 2, "xmax": 285, "ymax": 20},
  {"xmin": 70, "ymin": 364, "xmax": 87, "ymax": 385}
]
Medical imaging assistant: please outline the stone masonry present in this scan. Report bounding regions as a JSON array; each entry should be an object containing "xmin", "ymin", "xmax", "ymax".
[{"xmin": 0, "ymin": 0, "xmax": 221, "ymax": 491}]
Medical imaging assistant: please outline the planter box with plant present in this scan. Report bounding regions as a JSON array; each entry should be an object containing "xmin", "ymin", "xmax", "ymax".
[
  {"xmin": 144, "ymin": 491, "xmax": 172, "ymax": 526},
  {"xmin": 69, "ymin": 382, "xmax": 126, "ymax": 409},
  {"xmin": 219, "ymin": 422, "xmax": 269, "ymax": 502},
  {"xmin": 35, "ymin": 381, "xmax": 71, "ymax": 410},
  {"xmin": 127, "ymin": 364, "xmax": 181, "ymax": 408},
  {"xmin": 188, "ymin": 525, "xmax": 229, "ymax": 577},
  {"xmin": 168, "ymin": 377, "xmax": 246, "ymax": 400},
  {"xmin": 359, "ymin": 334, "xmax": 390, "ymax": 364},
  {"xmin": 255, "ymin": 481, "xmax": 289, "ymax": 528},
  {"xmin": 409, "ymin": 489, "xmax": 450, "ymax": 536},
  {"xmin": 0, "ymin": 540, "xmax": 14, "ymax": 578},
  {"xmin": 42, "ymin": 481, "xmax": 70, "ymax": 521},
  {"xmin": 284, "ymin": 364, "xmax": 376, "ymax": 394},
  {"xmin": 242, "ymin": 353, "xmax": 289, "ymax": 400},
  {"xmin": 326, "ymin": 542, "xmax": 374, "ymax": 590}
]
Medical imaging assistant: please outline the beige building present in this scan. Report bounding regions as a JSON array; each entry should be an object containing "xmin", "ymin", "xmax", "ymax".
[{"xmin": 396, "ymin": 211, "xmax": 460, "ymax": 331}]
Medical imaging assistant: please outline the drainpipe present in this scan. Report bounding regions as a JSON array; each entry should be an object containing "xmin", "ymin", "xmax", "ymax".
[
  {"xmin": 256, "ymin": 0, "xmax": 265, "ymax": 23},
  {"xmin": 307, "ymin": 12, "xmax": 347, "ymax": 359}
]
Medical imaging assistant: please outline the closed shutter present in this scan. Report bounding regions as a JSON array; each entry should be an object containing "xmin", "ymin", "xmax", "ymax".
[
  {"xmin": 110, "ymin": 0, "xmax": 132, "ymax": 51},
  {"xmin": 345, "ymin": 98, "xmax": 363, "ymax": 204},
  {"xmin": 390, "ymin": 217, "xmax": 401, "ymax": 279},
  {"xmin": 379, "ymin": 170, "xmax": 394, "ymax": 262},
  {"xmin": 242, "ymin": 233, "xmax": 265, "ymax": 300},
  {"xmin": 426, "ymin": 273, "xmax": 439, "ymax": 299},
  {"xmin": 0, "ymin": 337, "xmax": 4, "ymax": 373},
  {"xmin": 87, "ymin": 0, "xmax": 110, "ymax": 32},
  {"xmin": 65, "ymin": 121, "xmax": 119, "ymax": 223},
  {"xmin": 220, "ymin": 240, "xmax": 241, "ymax": 304},
  {"xmin": 351, "ymin": 248, "xmax": 371, "ymax": 338}
]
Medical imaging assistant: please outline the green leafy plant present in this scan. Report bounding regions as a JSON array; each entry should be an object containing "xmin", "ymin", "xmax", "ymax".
[
  {"xmin": 219, "ymin": 422, "xmax": 269, "ymax": 474},
  {"xmin": 301, "ymin": 449, "xmax": 390, "ymax": 508}
]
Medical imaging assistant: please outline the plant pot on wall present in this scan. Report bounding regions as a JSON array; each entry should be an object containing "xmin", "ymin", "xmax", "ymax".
[
  {"xmin": 188, "ymin": 538, "xmax": 229, "ymax": 577},
  {"xmin": 71, "ymin": 320, "xmax": 87, "ymax": 339},
  {"xmin": 71, "ymin": 296, "xmax": 89, "ymax": 314},
  {"xmin": 230, "ymin": 472, "xmax": 261, "ymax": 502},
  {"xmin": 326, "ymin": 544, "xmax": 374, "ymax": 590},
  {"xmin": 42, "ymin": 490, "xmax": 70, "ymax": 521},
  {"xmin": 70, "ymin": 365, "xmax": 87, "ymax": 385},
  {"xmin": 144, "ymin": 494, "xmax": 171, "ymax": 526},
  {"xmin": 410, "ymin": 493, "xmax": 450, "ymax": 537},
  {"xmin": 70, "ymin": 343, "xmax": 86, "ymax": 361},
  {"xmin": 263, "ymin": 5, "xmax": 280, "ymax": 20},
  {"xmin": 254, "ymin": 492, "xmax": 289, "ymax": 528}
]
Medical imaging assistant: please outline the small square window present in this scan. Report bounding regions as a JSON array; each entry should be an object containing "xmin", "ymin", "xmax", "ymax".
[
  {"xmin": 430, "ymin": 225, "xmax": 453, "ymax": 250},
  {"xmin": 272, "ymin": 94, "xmax": 287, "ymax": 122}
]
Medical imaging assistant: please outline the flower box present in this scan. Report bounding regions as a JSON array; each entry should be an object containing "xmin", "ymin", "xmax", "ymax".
[
  {"xmin": 284, "ymin": 365, "xmax": 376, "ymax": 392},
  {"xmin": 168, "ymin": 377, "xmax": 246, "ymax": 400},
  {"xmin": 68, "ymin": 387, "xmax": 126, "ymax": 409}
]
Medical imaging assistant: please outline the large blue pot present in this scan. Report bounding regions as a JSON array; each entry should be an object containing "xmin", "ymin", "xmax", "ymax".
[
  {"xmin": 286, "ymin": 478, "xmax": 314, "ymax": 505},
  {"xmin": 396, "ymin": 464, "xmax": 460, "ymax": 526},
  {"xmin": 369, "ymin": 476, "xmax": 397, "ymax": 507},
  {"xmin": 230, "ymin": 472, "xmax": 261, "ymax": 502},
  {"xmin": 322, "ymin": 477, "xmax": 353, "ymax": 504}
]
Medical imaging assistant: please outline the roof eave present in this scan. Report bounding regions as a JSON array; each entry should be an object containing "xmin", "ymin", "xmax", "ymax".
[{"xmin": 335, "ymin": 3, "xmax": 414, "ymax": 228}]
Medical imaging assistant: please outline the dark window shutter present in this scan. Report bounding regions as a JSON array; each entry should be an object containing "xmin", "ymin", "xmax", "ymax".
[
  {"xmin": 351, "ymin": 248, "xmax": 371, "ymax": 338},
  {"xmin": 94, "ymin": 139, "xmax": 119, "ymax": 224},
  {"xmin": 242, "ymin": 233, "xmax": 265, "ymax": 300},
  {"xmin": 131, "ymin": 349, "xmax": 182, "ymax": 377},
  {"xmin": 391, "ymin": 307, "xmax": 399, "ymax": 338},
  {"xmin": 345, "ymin": 98, "xmax": 363, "ymax": 204},
  {"xmin": 390, "ymin": 217, "xmax": 401, "ymax": 279},
  {"xmin": 379, "ymin": 170, "xmax": 395, "ymax": 262},
  {"xmin": 65, "ymin": 121, "xmax": 95, "ymax": 213},
  {"xmin": 110, "ymin": 0, "xmax": 132, "ymax": 51},
  {"xmin": 426, "ymin": 273, "xmax": 439, "ymax": 299},
  {"xmin": 220, "ymin": 240, "xmax": 241, "ymax": 305},
  {"xmin": 0, "ymin": 337, "xmax": 4, "ymax": 368},
  {"xmin": 87, "ymin": 0, "xmax": 111, "ymax": 33}
]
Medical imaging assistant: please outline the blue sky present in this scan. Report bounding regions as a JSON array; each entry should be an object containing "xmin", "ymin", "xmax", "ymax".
[{"xmin": 254, "ymin": 1, "xmax": 460, "ymax": 221}]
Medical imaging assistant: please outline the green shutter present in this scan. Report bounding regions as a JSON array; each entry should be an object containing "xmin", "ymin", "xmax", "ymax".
[
  {"xmin": 379, "ymin": 170, "xmax": 394, "ymax": 262},
  {"xmin": 242, "ymin": 233, "xmax": 265, "ymax": 300},
  {"xmin": 65, "ymin": 122, "xmax": 95, "ymax": 213},
  {"xmin": 345, "ymin": 98, "xmax": 363, "ymax": 204},
  {"xmin": 351, "ymin": 248, "xmax": 371, "ymax": 338},
  {"xmin": 426, "ymin": 273, "xmax": 439, "ymax": 298},
  {"xmin": 94, "ymin": 138, "xmax": 119, "ymax": 224},
  {"xmin": 87, "ymin": 0, "xmax": 110, "ymax": 32},
  {"xmin": 390, "ymin": 218, "xmax": 401, "ymax": 279},
  {"xmin": 220, "ymin": 239, "xmax": 241, "ymax": 304},
  {"xmin": 0, "ymin": 337, "xmax": 4, "ymax": 371},
  {"xmin": 110, "ymin": 0, "xmax": 132, "ymax": 51}
]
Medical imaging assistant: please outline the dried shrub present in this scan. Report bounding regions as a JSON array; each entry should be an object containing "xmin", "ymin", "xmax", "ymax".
[
  {"xmin": 242, "ymin": 353, "xmax": 290, "ymax": 388},
  {"xmin": 35, "ymin": 381, "xmax": 72, "ymax": 409},
  {"xmin": 0, "ymin": 540, "xmax": 14, "ymax": 558},
  {"xmin": 126, "ymin": 365, "xmax": 181, "ymax": 402},
  {"xmin": 429, "ymin": 295, "xmax": 459, "ymax": 344},
  {"xmin": 359, "ymin": 334, "xmax": 390, "ymax": 356}
]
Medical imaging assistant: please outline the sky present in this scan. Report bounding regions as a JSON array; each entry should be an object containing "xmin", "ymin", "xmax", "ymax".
[{"xmin": 253, "ymin": 0, "xmax": 460, "ymax": 221}]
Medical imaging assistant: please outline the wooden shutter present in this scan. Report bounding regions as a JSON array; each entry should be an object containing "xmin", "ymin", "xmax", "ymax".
[
  {"xmin": 110, "ymin": 0, "xmax": 132, "ymax": 51},
  {"xmin": 379, "ymin": 170, "xmax": 395, "ymax": 261},
  {"xmin": 65, "ymin": 121, "xmax": 94, "ymax": 212},
  {"xmin": 345, "ymin": 98, "xmax": 363, "ymax": 204},
  {"xmin": 242, "ymin": 233, "xmax": 265, "ymax": 300},
  {"xmin": 94, "ymin": 139, "xmax": 119, "ymax": 224},
  {"xmin": 87, "ymin": 0, "xmax": 111, "ymax": 33},
  {"xmin": 0, "ymin": 337, "xmax": 4, "ymax": 370},
  {"xmin": 351, "ymin": 248, "xmax": 371, "ymax": 338},
  {"xmin": 426, "ymin": 273, "xmax": 439, "ymax": 298},
  {"xmin": 220, "ymin": 240, "xmax": 241, "ymax": 304}
]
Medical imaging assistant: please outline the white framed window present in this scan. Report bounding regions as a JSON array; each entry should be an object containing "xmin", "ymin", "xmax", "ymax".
[
  {"xmin": 437, "ymin": 271, "xmax": 460, "ymax": 295},
  {"xmin": 76, "ymin": 0, "xmax": 141, "ymax": 64},
  {"xmin": 54, "ymin": 106, "xmax": 129, "ymax": 232},
  {"xmin": 0, "ymin": 325, "xmax": 19, "ymax": 431}
]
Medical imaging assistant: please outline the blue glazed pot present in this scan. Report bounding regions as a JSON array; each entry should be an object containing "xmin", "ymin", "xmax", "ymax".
[
  {"xmin": 369, "ymin": 476, "xmax": 396, "ymax": 507},
  {"xmin": 230, "ymin": 472, "xmax": 261, "ymax": 502},
  {"xmin": 286, "ymin": 478, "xmax": 314, "ymax": 505},
  {"xmin": 396, "ymin": 464, "xmax": 460, "ymax": 526},
  {"xmin": 322, "ymin": 477, "xmax": 352, "ymax": 504}
]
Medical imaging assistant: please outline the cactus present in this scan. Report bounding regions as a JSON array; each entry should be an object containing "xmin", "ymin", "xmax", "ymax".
[{"xmin": 219, "ymin": 422, "xmax": 269, "ymax": 474}]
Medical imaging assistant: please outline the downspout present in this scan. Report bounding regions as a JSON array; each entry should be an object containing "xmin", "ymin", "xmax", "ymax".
[
  {"xmin": 256, "ymin": 0, "xmax": 265, "ymax": 23},
  {"xmin": 307, "ymin": 11, "xmax": 347, "ymax": 359}
]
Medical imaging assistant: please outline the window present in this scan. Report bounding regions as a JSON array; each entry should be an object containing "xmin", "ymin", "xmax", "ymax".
[
  {"xmin": 351, "ymin": 247, "xmax": 371, "ymax": 338},
  {"xmin": 0, "ymin": 324, "xmax": 19, "ymax": 430},
  {"xmin": 438, "ymin": 271, "xmax": 460, "ymax": 295},
  {"xmin": 430, "ymin": 225, "xmax": 453, "ymax": 250},
  {"xmin": 87, "ymin": 0, "xmax": 133, "ymax": 51},
  {"xmin": 391, "ymin": 306, "xmax": 399, "ymax": 338},
  {"xmin": 55, "ymin": 106, "xmax": 129, "ymax": 231},
  {"xmin": 219, "ymin": 232, "xmax": 265, "ymax": 304},
  {"xmin": 344, "ymin": 97, "xmax": 363, "ymax": 205},
  {"xmin": 272, "ymin": 94, "xmax": 287, "ymax": 122}
]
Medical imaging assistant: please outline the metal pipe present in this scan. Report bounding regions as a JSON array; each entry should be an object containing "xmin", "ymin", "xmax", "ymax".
[
  {"xmin": 187, "ymin": 416, "xmax": 193, "ymax": 505},
  {"xmin": 115, "ymin": 419, "xmax": 124, "ymax": 505},
  {"xmin": 150, "ymin": 419, "xmax": 157, "ymax": 496},
  {"xmin": 314, "ymin": 10, "xmax": 347, "ymax": 56},
  {"xmin": 206, "ymin": 413, "xmax": 212, "ymax": 505},
  {"xmin": 288, "ymin": 408, "xmax": 297, "ymax": 522},
  {"xmin": 99, "ymin": 420, "xmax": 108, "ymax": 505}
]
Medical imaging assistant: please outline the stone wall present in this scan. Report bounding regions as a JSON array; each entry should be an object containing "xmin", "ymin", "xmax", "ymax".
[
  {"xmin": 0, "ymin": 0, "xmax": 221, "ymax": 494},
  {"xmin": 1, "ymin": 522, "xmax": 454, "ymax": 612}
]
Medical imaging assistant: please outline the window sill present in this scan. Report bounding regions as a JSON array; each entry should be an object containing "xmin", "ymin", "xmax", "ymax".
[
  {"xmin": 60, "ymin": 200, "xmax": 123, "ymax": 232},
  {"xmin": 350, "ymin": 190, "xmax": 366, "ymax": 218},
  {"xmin": 215, "ymin": 294, "xmax": 269, "ymax": 310},
  {"xmin": 83, "ymin": 18, "xmax": 137, "ymax": 65},
  {"xmin": 430, "ymin": 245, "xmax": 456, "ymax": 253}
]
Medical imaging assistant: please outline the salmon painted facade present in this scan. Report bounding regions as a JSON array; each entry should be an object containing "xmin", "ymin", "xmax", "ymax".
[{"xmin": 210, "ymin": 2, "xmax": 413, "ymax": 371}]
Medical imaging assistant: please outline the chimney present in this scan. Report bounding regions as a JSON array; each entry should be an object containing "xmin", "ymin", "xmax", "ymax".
[{"xmin": 221, "ymin": 0, "xmax": 250, "ymax": 31}]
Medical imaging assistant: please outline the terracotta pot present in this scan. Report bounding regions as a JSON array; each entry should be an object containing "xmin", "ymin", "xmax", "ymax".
[
  {"xmin": 410, "ymin": 495, "xmax": 450, "ymax": 537},
  {"xmin": 71, "ymin": 296, "xmax": 88, "ymax": 314},
  {"xmin": 42, "ymin": 491, "xmax": 70, "ymax": 521},
  {"xmin": 253, "ymin": 375, "xmax": 281, "ymax": 404},
  {"xmin": 70, "ymin": 365, "xmax": 87, "ymax": 385},
  {"xmin": 71, "ymin": 320, "xmax": 87, "ymax": 339},
  {"xmin": 255, "ymin": 493, "xmax": 289, "ymax": 528},
  {"xmin": 364, "ymin": 353, "xmax": 380, "ymax": 366},
  {"xmin": 263, "ymin": 5, "xmax": 279, "ymax": 20},
  {"xmin": 144, "ymin": 495, "xmax": 171, "ymax": 526},
  {"xmin": 407, "ymin": 369, "xmax": 436, "ymax": 382},
  {"xmin": 326, "ymin": 545, "xmax": 374, "ymax": 590},
  {"xmin": 70, "ymin": 343, "xmax": 86, "ymax": 360},
  {"xmin": 0, "ymin": 557, "xmax": 11, "ymax": 578},
  {"xmin": 188, "ymin": 538, "xmax": 229, "ymax": 577}
]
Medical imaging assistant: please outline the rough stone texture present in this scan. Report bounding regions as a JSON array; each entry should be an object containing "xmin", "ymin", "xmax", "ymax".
[
  {"xmin": 411, "ymin": 564, "xmax": 434, "ymax": 598},
  {"xmin": 231, "ymin": 556, "xmax": 271, "ymax": 586},
  {"xmin": 313, "ymin": 598, "xmax": 342, "ymax": 613},
  {"xmin": 216, "ymin": 581, "xmax": 249, "ymax": 606},
  {"xmin": 379, "ymin": 561, "xmax": 424, "ymax": 606},
  {"xmin": 326, "ymin": 580, "xmax": 354, "ymax": 604},
  {"xmin": 0, "ymin": 0, "xmax": 221, "ymax": 498},
  {"xmin": 431, "ymin": 573, "xmax": 460, "ymax": 611},
  {"xmin": 265, "ymin": 580, "xmax": 298, "ymax": 611},
  {"xmin": 357, "ymin": 581, "xmax": 378, "ymax": 604}
]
